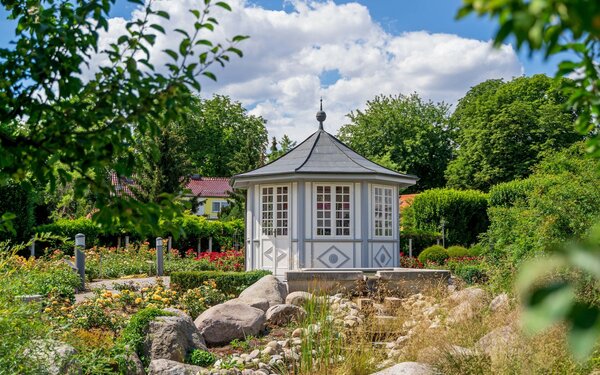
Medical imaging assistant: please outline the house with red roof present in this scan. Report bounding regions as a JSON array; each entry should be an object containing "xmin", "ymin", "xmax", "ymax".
[
  {"xmin": 186, "ymin": 175, "xmax": 233, "ymax": 219},
  {"xmin": 110, "ymin": 173, "xmax": 233, "ymax": 219}
]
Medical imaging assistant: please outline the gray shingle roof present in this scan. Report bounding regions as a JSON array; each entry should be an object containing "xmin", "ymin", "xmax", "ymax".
[{"xmin": 234, "ymin": 130, "xmax": 418, "ymax": 180}]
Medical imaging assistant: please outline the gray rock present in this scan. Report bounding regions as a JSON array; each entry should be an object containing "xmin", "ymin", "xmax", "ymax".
[
  {"xmin": 25, "ymin": 339, "xmax": 80, "ymax": 375},
  {"xmin": 144, "ymin": 310, "xmax": 207, "ymax": 363},
  {"xmin": 285, "ymin": 291, "xmax": 313, "ymax": 306},
  {"xmin": 448, "ymin": 287, "xmax": 487, "ymax": 308},
  {"xmin": 226, "ymin": 297, "xmax": 270, "ymax": 312},
  {"xmin": 370, "ymin": 362, "xmax": 433, "ymax": 375},
  {"xmin": 238, "ymin": 275, "xmax": 287, "ymax": 307},
  {"xmin": 447, "ymin": 301, "xmax": 475, "ymax": 323},
  {"xmin": 195, "ymin": 302, "xmax": 266, "ymax": 346},
  {"xmin": 147, "ymin": 359, "xmax": 205, "ymax": 375},
  {"xmin": 476, "ymin": 325, "xmax": 519, "ymax": 361},
  {"xmin": 125, "ymin": 352, "xmax": 145, "ymax": 375},
  {"xmin": 266, "ymin": 304, "xmax": 306, "ymax": 326},
  {"xmin": 489, "ymin": 293, "xmax": 510, "ymax": 312}
]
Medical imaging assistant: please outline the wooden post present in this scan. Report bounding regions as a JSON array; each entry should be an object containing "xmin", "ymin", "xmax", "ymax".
[
  {"xmin": 197, "ymin": 238, "xmax": 201, "ymax": 253},
  {"xmin": 156, "ymin": 237, "xmax": 164, "ymax": 277},
  {"xmin": 75, "ymin": 233, "xmax": 86, "ymax": 290},
  {"xmin": 168, "ymin": 236, "xmax": 172, "ymax": 251},
  {"xmin": 208, "ymin": 237, "xmax": 213, "ymax": 253},
  {"xmin": 408, "ymin": 238, "xmax": 413, "ymax": 258},
  {"xmin": 125, "ymin": 235, "xmax": 129, "ymax": 247},
  {"xmin": 117, "ymin": 236, "xmax": 121, "ymax": 249}
]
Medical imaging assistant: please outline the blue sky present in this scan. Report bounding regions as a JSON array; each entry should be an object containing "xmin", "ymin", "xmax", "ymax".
[{"xmin": 0, "ymin": 0, "xmax": 569, "ymax": 140}]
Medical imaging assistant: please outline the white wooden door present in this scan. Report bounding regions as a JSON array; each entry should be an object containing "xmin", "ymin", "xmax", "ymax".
[{"xmin": 260, "ymin": 185, "xmax": 290, "ymax": 276}]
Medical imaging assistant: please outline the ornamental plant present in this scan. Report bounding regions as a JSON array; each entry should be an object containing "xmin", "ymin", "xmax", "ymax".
[{"xmin": 418, "ymin": 245, "xmax": 449, "ymax": 265}]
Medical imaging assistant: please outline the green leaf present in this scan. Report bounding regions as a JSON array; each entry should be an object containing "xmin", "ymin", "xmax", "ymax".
[
  {"xmin": 215, "ymin": 2, "xmax": 232, "ymax": 11},
  {"xmin": 202, "ymin": 71, "xmax": 217, "ymax": 81},
  {"xmin": 164, "ymin": 49, "xmax": 179, "ymax": 61},
  {"xmin": 568, "ymin": 303, "xmax": 600, "ymax": 361}
]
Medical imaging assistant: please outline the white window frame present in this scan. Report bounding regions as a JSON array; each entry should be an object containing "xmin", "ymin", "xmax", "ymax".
[
  {"xmin": 313, "ymin": 183, "xmax": 352, "ymax": 238},
  {"xmin": 373, "ymin": 185, "xmax": 394, "ymax": 238},
  {"xmin": 260, "ymin": 185, "xmax": 289, "ymax": 237},
  {"xmin": 211, "ymin": 200, "xmax": 229, "ymax": 213}
]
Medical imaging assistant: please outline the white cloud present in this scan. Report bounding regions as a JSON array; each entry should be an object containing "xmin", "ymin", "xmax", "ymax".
[{"xmin": 90, "ymin": 0, "xmax": 523, "ymax": 141}]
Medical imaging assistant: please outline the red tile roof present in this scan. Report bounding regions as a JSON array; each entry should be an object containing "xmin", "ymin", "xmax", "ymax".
[
  {"xmin": 400, "ymin": 194, "xmax": 418, "ymax": 209},
  {"xmin": 186, "ymin": 177, "xmax": 232, "ymax": 198}
]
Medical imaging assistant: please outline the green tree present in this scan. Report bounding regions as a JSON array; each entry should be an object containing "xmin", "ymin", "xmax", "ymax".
[
  {"xmin": 338, "ymin": 93, "xmax": 452, "ymax": 192},
  {"xmin": 457, "ymin": 0, "xmax": 600, "ymax": 359},
  {"xmin": 132, "ymin": 121, "xmax": 194, "ymax": 203},
  {"xmin": 0, "ymin": 0, "xmax": 248, "ymax": 235},
  {"xmin": 446, "ymin": 75, "xmax": 581, "ymax": 191},
  {"xmin": 181, "ymin": 95, "xmax": 268, "ymax": 177},
  {"xmin": 267, "ymin": 134, "xmax": 297, "ymax": 162}
]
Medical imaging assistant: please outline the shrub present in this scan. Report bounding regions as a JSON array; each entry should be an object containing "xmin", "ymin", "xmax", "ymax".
[
  {"xmin": 171, "ymin": 270, "xmax": 271, "ymax": 295},
  {"xmin": 400, "ymin": 228, "xmax": 441, "ymax": 257},
  {"xmin": 485, "ymin": 143, "xmax": 600, "ymax": 264},
  {"xmin": 187, "ymin": 349, "xmax": 216, "ymax": 367},
  {"xmin": 36, "ymin": 217, "xmax": 104, "ymax": 250},
  {"xmin": 411, "ymin": 188, "xmax": 489, "ymax": 246},
  {"xmin": 468, "ymin": 244, "xmax": 484, "ymax": 256},
  {"xmin": 418, "ymin": 245, "xmax": 449, "ymax": 265},
  {"xmin": 447, "ymin": 245, "xmax": 469, "ymax": 258}
]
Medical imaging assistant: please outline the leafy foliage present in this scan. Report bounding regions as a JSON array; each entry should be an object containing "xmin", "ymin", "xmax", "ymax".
[
  {"xmin": 267, "ymin": 134, "xmax": 297, "ymax": 162},
  {"xmin": 181, "ymin": 95, "xmax": 268, "ymax": 177},
  {"xmin": 117, "ymin": 307, "xmax": 172, "ymax": 366},
  {"xmin": 338, "ymin": 93, "xmax": 452, "ymax": 192},
  {"xmin": 171, "ymin": 270, "xmax": 271, "ymax": 295},
  {"xmin": 410, "ymin": 188, "xmax": 489, "ymax": 246},
  {"xmin": 517, "ymin": 226, "xmax": 600, "ymax": 361},
  {"xmin": 417, "ymin": 245, "xmax": 449, "ymax": 265},
  {"xmin": 187, "ymin": 349, "xmax": 216, "ymax": 367},
  {"xmin": 447, "ymin": 245, "xmax": 469, "ymax": 258},
  {"xmin": 445, "ymin": 75, "xmax": 581, "ymax": 191},
  {"xmin": 485, "ymin": 143, "xmax": 600, "ymax": 264},
  {"xmin": 457, "ymin": 0, "xmax": 600, "ymax": 156},
  {"xmin": 0, "ymin": 0, "xmax": 248, "ymax": 235}
]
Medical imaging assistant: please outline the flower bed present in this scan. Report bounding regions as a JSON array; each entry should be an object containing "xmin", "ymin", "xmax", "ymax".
[{"xmin": 44, "ymin": 244, "xmax": 246, "ymax": 280}]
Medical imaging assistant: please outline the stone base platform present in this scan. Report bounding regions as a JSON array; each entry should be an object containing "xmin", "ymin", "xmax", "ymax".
[{"xmin": 286, "ymin": 268, "xmax": 450, "ymax": 294}]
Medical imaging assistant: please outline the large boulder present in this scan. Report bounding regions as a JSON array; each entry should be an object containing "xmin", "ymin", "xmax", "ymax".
[
  {"xmin": 25, "ymin": 339, "xmax": 80, "ymax": 375},
  {"xmin": 489, "ymin": 293, "xmax": 510, "ymax": 312},
  {"xmin": 144, "ymin": 309, "xmax": 207, "ymax": 363},
  {"xmin": 194, "ymin": 302, "xmax": 266, "ymax": 346},
  {"xmin": 266, "ymin": 304, "xmax": 307, "ymax": 326},
  {"xmin": 370, "ymin": 362, "xmax": 433, "ymax": 375},
  {"xmin": 285, "ymin": 291, "xmax": 313, "ymax": 306},
  {"xmin": 147, "ymin": 359, "xmax": 205, "ymax": 375},
  {"xmin": 238, "ymin": 275, "xmax": 287, "ymax": 307},
  {"xmin": 225, "ymin": 297, "xmax": 270, "ymax": 312},
  {"xmin": 447, "ymin": 287, "xmax": 487, "ymax": 308},
  {"xmin": 476, "ymin": 325, "xmax": 519, "ymax": 364}
]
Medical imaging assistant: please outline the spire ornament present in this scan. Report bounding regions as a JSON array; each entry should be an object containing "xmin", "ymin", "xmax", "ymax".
[{"xmin": 316, "ymin": 97, "xmax": 326, "ymax": 130}]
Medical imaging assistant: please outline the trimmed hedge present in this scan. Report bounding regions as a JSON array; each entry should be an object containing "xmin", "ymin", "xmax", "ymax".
[
  {"xmin": 418, "ymin": 245, "xmax": 448, "ymax": 265},
  {"xmin": 0, "ymin": 182, "xmax": 36, "ymax": 241},
  {"xmin": 35, "ymin": 213, "xmax": 244, "ymax": 250},
  {"xmin": 411, "ymin": 188, "xmax": 489, "ymax": 246},
  {"xmin": 171, "ymin": 270, "xmax": 271, "ymax": 296},
  {"xmin": 164, "ymin": 214, "xmax": 244, "ymax": 250},
  {"xmin": 488, "ymin": 179, "xmax": 535, "ymax": 208}
]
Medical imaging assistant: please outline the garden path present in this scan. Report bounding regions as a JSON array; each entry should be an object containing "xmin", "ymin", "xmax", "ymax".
[{"xmin": 75, "ymin": 276, "xmax": 170, "ymax": 303}]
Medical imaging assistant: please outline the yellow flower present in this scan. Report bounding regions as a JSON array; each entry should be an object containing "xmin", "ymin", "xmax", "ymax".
[{"xmin": 135, "ymin": 298, "xmax": 143, "ymax": 304}]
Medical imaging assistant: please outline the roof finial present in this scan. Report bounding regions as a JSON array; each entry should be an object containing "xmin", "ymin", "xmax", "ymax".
[{"xmin": 316, "ymin": 97, "xmax": 326, "ymax": 130}]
